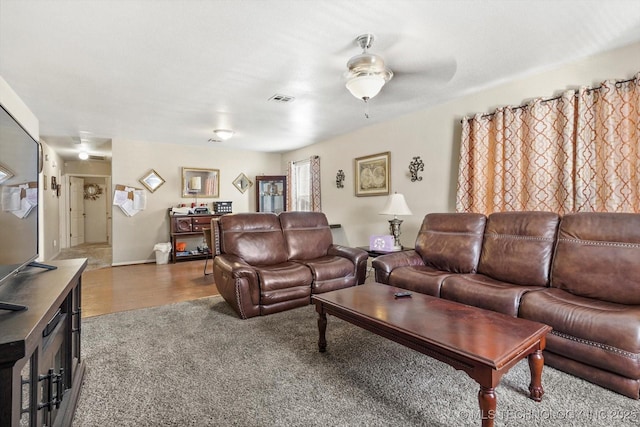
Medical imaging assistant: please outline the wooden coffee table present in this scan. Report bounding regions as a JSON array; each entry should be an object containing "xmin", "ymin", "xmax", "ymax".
[{"xmin": 312, "ymin": 283, "xmax": 552, "ymax": 427}]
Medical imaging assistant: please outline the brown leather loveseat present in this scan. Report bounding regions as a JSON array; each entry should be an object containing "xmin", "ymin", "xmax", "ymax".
[
  {"xmin": 212, "ymin": 211, "xmax": 367, "ymax": 319},
  {"xmin": 372, "ymin": 211, "xmax": 640, "ymax": 399}
]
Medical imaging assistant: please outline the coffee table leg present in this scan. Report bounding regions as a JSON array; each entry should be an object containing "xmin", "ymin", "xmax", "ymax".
[
  {"xmin": 317, "ymin": 310, "xmax": 327, "ymax": 353},
  {"xmin": 478, "ymin": 386, "xmax": 496, "ymax": 427},
  {"xmin": 528, "ymin": 349, "xmax": 544, "ymax": 402}
]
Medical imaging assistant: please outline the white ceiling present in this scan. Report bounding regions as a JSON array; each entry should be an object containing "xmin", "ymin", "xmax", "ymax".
[{"xmin": 2, "ymin": 0, "xmax": 640, "ymax": 161}]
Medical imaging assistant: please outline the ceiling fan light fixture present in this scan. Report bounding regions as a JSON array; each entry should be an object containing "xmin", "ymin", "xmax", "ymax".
[
  {"xmin": 213, "ymin": 129, "xmax": 234, "ymax": 141},
  {"xmin": 346, "ymin": 74, "xmax": 386, "ymax": 100}
]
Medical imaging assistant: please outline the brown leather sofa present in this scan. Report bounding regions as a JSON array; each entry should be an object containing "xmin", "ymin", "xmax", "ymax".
[
  {"xmin": 212, "ymin": 211, "xmax": 367, "ymax": 319},
  {"xmin": 372, "ymin": 211, "xmax": 640, "ymax": 399}
]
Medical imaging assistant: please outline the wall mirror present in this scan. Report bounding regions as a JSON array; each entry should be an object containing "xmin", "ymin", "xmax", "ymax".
[
  {"xmin": 182, "ymin": 167, "xmax": 220, "ymax": 198},
  {"xmin": 232, "ymin": 172, "xmax": 253, "ymax": 194},
  {"xmin": 139, "ymin": 169, "xmax": 165, "ymax": 193},
  {"xmin": 0, "ymin": 164, "xmax": 14, "ymax": 184}
]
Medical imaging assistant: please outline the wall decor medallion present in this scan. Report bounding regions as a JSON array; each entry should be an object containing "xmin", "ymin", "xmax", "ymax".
[
  {"xmin": 354, "ymin": 151, "xmax": 390, "ymax": 197},
  {"xmin": 139, "ymin": 169, "xmax": 166, "ymax": 193},
  {"xmin": 336, "ymin": 169, "xmax": 345, "ymax": 188},
  {"xmin": 409, "ymin": 156, "xmax": 424, "ymax": 182},
  {"xmin": 84, "ymin": 183, "xmax": 103, "ymax": 200}
]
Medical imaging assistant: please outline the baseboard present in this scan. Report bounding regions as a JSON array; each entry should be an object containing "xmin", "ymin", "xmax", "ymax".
[{"xmin": 110, "ymin": 259, "xmax": 155, "ymax": 266}]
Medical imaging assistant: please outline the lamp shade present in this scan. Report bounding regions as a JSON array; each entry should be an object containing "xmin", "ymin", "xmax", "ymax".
[
  {"xmin": 346, "ymin": 75, "xmax": 386, "ymax": 100},
  {"xmin": 189, "ymin": 176, "xmax": 202, "ymax": 191},
  {"xmin": 379, "ymin": 193, "xmax": 412, "ymax": 216}
]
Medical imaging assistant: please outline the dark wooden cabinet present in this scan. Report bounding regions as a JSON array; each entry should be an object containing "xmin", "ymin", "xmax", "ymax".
[
  {"xmin": 169, "ymin": 211, "xmax": 223, "ymax": 262},
  {"xmin": 0, "ymin": 259, "xmax": 86, "ymax": 427},
  {"xmin": 255, "ymin": 175, "xmax": 287, "ymax": 213}
]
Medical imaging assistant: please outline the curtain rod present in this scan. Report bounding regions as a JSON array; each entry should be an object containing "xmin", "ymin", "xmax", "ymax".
[{"xmin": 460, "ymin": 75, "xmax": 637, "ymax": 123}]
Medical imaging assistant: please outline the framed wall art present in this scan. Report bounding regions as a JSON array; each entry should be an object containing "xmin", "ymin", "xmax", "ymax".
[
  {"xmin": 232, "ymin": 172, "xmax": 253, "ymax": 194},
  {"xmin": 139, "ymin": 169, "xmax": 165, "ymax": 193},
  {"xmin": 354, "ymin": 151, "xmax": 390, "ymax": 197},
  {"xmin": 182, "ymin": 167, "xmax": 220, "ymax": 198}
]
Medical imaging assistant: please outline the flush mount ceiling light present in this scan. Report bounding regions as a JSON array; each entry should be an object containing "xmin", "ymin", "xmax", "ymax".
[
  {"xmin": 78, "ymin": 151, "xmax": 89, "ymax": 160},
  {"xmin": 209, "ymin": 129, "xmax": 234, "ymax": 142},
  {"xmin": 345, "ymin": 34, "xmax": 393, "ymax": 105}
]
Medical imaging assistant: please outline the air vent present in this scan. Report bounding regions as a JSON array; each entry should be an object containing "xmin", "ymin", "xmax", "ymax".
[
  {"xmin": 88, "ymin": 155, "xmax": 106, "ymax": 161},
  {"xmin": 268, "ymin": 94, "xmax": 295, "ymax": 103}
]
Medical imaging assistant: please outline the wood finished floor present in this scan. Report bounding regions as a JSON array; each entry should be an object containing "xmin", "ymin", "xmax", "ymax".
[{"xmin": 81, "ymin": 260, "xmax": 219, "ymax": 318}]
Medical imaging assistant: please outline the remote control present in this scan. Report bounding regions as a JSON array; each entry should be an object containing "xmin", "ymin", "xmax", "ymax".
[{"xmin": 394, "ymin": 291, "xmax": 412, "ymax": 298}]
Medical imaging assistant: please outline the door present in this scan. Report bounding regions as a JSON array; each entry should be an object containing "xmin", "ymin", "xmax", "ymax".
[{"xmin": 69, "ymin": 177, "xmax": 85, "ymax": 246}]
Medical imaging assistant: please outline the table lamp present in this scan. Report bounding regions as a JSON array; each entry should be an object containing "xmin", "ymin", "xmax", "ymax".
[
  {"xmin": 379, "ymin": 193, "xmax": 413, "ymax": 250},
  {"xmin": 189, "ymin": 176, "xmax": 202, "ymax": 207}
]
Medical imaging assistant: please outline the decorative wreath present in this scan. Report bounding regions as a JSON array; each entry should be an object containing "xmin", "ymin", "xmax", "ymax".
[{"xmin": 84, "ymin": 183, "xmax": 103, "ymax": 200}]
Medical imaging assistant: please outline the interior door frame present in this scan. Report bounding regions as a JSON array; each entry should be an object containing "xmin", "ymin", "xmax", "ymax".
[{"xmin": 60, "ymin": 173, "xmax": 112, "ymax": 249}]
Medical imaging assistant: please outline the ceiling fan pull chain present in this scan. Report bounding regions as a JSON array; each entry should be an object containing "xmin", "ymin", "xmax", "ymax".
[{"xmin": 364, "ymin": 97, "xmax": 370, "ymax": 119}]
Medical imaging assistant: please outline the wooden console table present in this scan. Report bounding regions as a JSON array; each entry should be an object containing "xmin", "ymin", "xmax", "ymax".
[
  {"xmin": 312, "ymin": 283, "xmax": 551, "ymax": 427},
  {"xmin": 168, "ymin": 210, "xmax": 224, "ymax": 263},
  {"xmin": 0, "ymin": 258, "xmax": 87, "ymax": 427}
]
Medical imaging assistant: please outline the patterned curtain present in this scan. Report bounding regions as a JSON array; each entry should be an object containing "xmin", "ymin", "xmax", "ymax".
[
  {"xmin": 457, "ymin": 91, "xmax": 575, "ymax": 214},
  {"xmin": 575, "ymin": 74, "xmax": 640, "ymax": 212},
  {"xmin": 457, "ymin": 72, "xmax": 639, "ymax": 215},
  {"xmin": 309, "ymin": 155, "xmax": 321, "ymax": 212}
]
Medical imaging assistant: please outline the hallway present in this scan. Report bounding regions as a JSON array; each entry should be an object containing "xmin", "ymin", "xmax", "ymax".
[{"xmin": 54, "ymin": 242, "xmax": 112, "ymax": 271}]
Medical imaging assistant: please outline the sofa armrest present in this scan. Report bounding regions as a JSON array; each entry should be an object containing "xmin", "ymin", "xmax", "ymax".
[
  {"xmin": 328, "ymin": 245, "xmax": 369, "ymax": 284},
  {"xmin": 371, "ymin": 250, "xmax": 424, "ymax": 284},
  {"xmin": 212, "ymin": 254, "xmax": 261, "ymax": 319}
]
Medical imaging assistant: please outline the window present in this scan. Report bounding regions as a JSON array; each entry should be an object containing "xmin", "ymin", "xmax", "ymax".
[{"xmin": 287, "ymin": 156, "xmax": 321, "ymax": 212}]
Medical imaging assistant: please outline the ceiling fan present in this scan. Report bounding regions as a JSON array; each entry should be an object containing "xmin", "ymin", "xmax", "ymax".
[{"xmin": 344, "ymin": 34, "xmax": 394, "ymax": 108}]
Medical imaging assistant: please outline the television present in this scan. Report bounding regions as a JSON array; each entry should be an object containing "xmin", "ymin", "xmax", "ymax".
[{"xmin": 0, "ymin": 103, "xmax": 40, "ymax": 311}]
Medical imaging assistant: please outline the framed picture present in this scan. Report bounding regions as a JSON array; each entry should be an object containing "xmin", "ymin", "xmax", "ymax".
[
  {"xmin": 182, "ymin": 167, "xmax": 220, "ymax": 198},
  {"xmin": 139, "ymin": 169, "xmax": 165, "ymax": 193},
  {"xmin": 354, "ymin": 151, "xmax": 390, "ymax": 197}
]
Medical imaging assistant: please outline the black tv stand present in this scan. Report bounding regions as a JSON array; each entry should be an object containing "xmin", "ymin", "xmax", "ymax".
[
  {"xmin": 28, "ymin": 261, "xmax": 58, "ymax": 270},
  {"xmin": 0, "ymin": 263, "xmax": 59, "ymax": 311},
  {"xmin": 0, "ymin": 300, "xmax": 27, "ymax": 311}
]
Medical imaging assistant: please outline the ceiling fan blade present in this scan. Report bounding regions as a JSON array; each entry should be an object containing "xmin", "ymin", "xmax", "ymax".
[{"xmin": 392, "ymin": 56, "xmax": 458, "ymax": 84}]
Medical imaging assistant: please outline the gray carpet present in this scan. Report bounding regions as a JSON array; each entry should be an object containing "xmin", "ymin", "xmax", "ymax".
[{"xmin": 73, "ymin": 297, "xmax": 639, "ymax": 426}]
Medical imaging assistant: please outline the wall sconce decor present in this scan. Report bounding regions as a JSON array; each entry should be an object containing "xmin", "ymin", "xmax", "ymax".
[
  {"xmin": 409, "ymin": 156, "xmax": 424, "ymax": 182},
  {"xmin": 336, "ymin": 169, "xmax": 345, "ymax": 188}
]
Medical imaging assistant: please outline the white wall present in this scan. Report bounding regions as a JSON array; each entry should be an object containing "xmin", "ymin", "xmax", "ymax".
[
  {"xmin": 39, "ymin": 141, "xmax": 64, "ymax": 259},
  {"xmin": 282, "ymin": 41, "xmax": 640, "ymax": 249},
  {"xmin": 111, "ymin": 138, "xmax": 282, "ymax": 264}
]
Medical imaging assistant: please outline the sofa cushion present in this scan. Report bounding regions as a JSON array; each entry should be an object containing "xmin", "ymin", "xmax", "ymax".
[
  {"xmin": 388, "ymin": 265, "xmax": 454, "ymax": 297},
  {"xmin": 255, "ymin": 262, "xmax": 313, "ymax": 305},
  {"xmin": 302, "ymin": 255, "xmax": 357, "ymax": 293},
  {"xmin": 415, "ymin": 213, "xmax": 486, "ymax": 273},
  {"xmin": 551, "ymin": 212, "xmax": 640, "ymax": 304},
  {"xmin": 478, "ymin": 211, "xmax": 559, "ymax": 287},
  {"xmin": 440, "ymin": 274, "xmax": 543, "ymax": 317},
  {"xmin": 280, "ymin": 211, "xmax": 332, "ymax": 260},
  {"xmin": 219, "ymin": 213, "xmax": 288, "ymax": 265},
  {"xmin": 520, "ymin": 288, "xmax": 640, "ymax": 379}
]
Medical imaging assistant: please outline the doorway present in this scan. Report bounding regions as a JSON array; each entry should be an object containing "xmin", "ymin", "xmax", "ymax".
[{"xmin": 61, "ymin": 174, "xmax": 112, "ymax": 253}]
